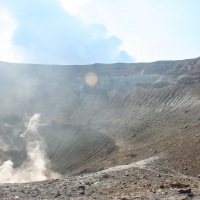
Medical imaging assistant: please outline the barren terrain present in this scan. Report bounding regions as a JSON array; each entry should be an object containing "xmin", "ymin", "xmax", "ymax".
[{"xmin": 0, "ymin": 57, "xmax": 200, "ymax": 199}]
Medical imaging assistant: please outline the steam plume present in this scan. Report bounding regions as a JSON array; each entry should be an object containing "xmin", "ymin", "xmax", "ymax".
[{"xmin": 0, "ymin": 113, "xmax": 60, "ymax": 183}]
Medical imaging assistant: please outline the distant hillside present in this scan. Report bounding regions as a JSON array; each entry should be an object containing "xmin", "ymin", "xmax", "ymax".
[{"xmin": 0, "ymin": 57, "xmax": 200, "ymax": 177}]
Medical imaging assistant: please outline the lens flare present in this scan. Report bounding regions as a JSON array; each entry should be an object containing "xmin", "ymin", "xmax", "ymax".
[{"xmin": 85, "ymin": 72, "xmax": 98, "ymax": 86}]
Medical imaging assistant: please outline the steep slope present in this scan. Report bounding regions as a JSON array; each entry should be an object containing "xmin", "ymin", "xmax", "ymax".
[{"xmin": 0, "ymin": 57, "xmax": 200, "ymax": 178}]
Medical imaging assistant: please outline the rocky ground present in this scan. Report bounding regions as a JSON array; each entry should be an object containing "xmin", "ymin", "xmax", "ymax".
[
  {"xmin": 1, "ymin": 58, "xmax": 200, "ymax": 199},
  {"xmin": 1, "ymin": 156, "xmax": 200, "ymax": 199}
]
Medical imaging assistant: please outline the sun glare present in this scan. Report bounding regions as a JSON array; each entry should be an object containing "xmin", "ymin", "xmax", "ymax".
[{"xmin": 85, "ymin": 72, "xmax": 98, "ymax": 86}]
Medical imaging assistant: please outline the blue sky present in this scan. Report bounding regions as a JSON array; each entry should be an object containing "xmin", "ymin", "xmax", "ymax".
[{"xmin": 0, "ymin": 0, "xmax": 200, "ymax": 64}]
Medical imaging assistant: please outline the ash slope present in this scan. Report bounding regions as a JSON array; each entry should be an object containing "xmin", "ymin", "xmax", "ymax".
[{"xmin": 0, "ymin": 57, "xmax": 200, "ymax": 198}]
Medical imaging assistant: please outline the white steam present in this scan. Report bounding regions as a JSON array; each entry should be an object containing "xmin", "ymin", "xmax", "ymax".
[
  {"xmin": 0, "ymin": 113, "xmax": 60, "ymax": 183},
  {"xmin": 20, "ymin": 113, "xmax": 40, "ymax": 137}
]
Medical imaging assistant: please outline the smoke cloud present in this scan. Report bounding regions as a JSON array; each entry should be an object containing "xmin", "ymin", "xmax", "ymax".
[{"xmin": 0, "ymin": 113, "xmax": 60, "ymax": 183}]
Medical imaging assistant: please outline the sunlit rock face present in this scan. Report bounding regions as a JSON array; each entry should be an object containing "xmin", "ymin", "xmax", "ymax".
[{"xmin": 0, "ymin": 57, "xmax": 200, "ymax": 181}]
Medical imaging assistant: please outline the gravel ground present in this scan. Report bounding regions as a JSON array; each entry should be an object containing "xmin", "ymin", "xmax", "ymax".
[{"xmin": 1, "ymin": 156, "xmax": 200, "ymax": 200}]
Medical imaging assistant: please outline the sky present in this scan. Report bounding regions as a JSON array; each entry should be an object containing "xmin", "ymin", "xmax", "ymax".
[{"xmin": 0, "ymin": 0, "xmax": 200, "ymax": 65}]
